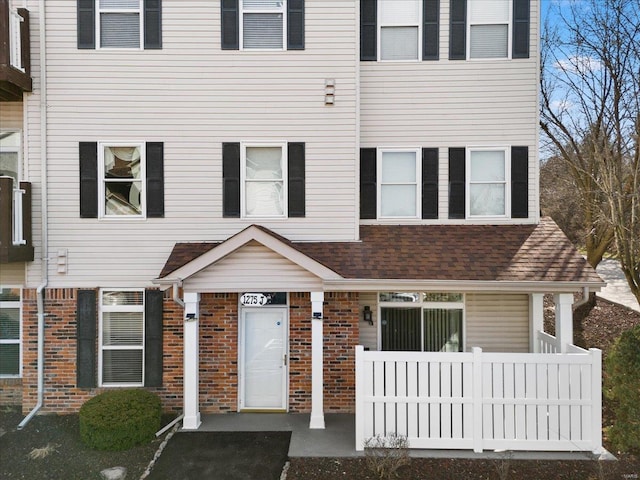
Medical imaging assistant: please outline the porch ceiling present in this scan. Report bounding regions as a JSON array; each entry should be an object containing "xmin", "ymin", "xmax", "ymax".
[{"xmin": 157, "ymin": 218, "xmax": 603, "ymax": 289}]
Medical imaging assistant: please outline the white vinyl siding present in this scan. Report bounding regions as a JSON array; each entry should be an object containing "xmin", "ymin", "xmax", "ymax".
[
  {"xmin": 360, "ymin": 1, "xmax": 539, "ymax": 225},
  {"xmin": 465, "ymin": 293, "xmax": 529, "ymax": 352},
  {"xmin": 184, "ymin": 241, "xmax": 323, "ymax": 292},
  {"xmin": 25, "ymin": 1, "xmax": 357, "ymax": 287},
  {"xmin": 359, "ymin": 292, "xmax": 378, "ymax": 350}
]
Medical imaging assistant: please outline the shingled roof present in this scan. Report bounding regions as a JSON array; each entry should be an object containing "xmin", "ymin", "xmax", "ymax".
[{"xmin": 158, "ymin": 218, "xmax": 602, "ymax": 285}]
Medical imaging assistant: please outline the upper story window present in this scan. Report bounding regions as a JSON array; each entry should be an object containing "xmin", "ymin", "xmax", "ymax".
[
  {"xmin": 0, "ymin": 132, "xmax": 21, "ymax": 184},
  {"xmin": 361, "ymin": 0, "xmax": 439, "ymax": 61},
  {"xmin": 450, "ymin": 0, "xmax": 530, "ymax": 60},
  {"xmin": 467, "ymin": 148, "xmax": 509, "ymax": 217},
  {"xmin": 378, "ymin": 148, "xmax": 420, "ymax": 218},
  {"xmin": 222, "ymin": 0, "xmax": 305, "ymax": 51},
  {"xmin": 101, "ymin": 144, "xmax": 145, "ymax": 217},
  {"xmin": 378, "ymin": 0, "xmax": 421, "ymax": 61},
  {"xmin": 360, "ymin": 147, "xmax": 438, "ymax": 220},
  {"xmin": 448, "ymin": 146, "xmax": 529, "ymax": 220},
  {"xmin": 77, "ymin": 0, "xmax": 162, "ymax": 50},
  {"xmin": 243, "ymin": 144, "xmax": 286, "ymax": 217},
  {"xmin": 223, "ymin": 142, "xmax": 305, "ymax": 218},
  {"xmin": 98, "ymin": 0, "xmax": 143, "ymax": 49},
  {"xmin": 468, "ymin": 0, "xmax": 510, "ymax": 59},
  {"xmin": 241, "ymin": 0, "xmax": 285, "ymax": 50},
  {"xmin": 79, "ymin": 141, "xmax": 164, "ymax": 219}
]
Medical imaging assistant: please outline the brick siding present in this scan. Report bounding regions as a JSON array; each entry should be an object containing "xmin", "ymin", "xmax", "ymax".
[{"xmin": 12, "ymin": 288, "xmax": 359, "ymax": 415}]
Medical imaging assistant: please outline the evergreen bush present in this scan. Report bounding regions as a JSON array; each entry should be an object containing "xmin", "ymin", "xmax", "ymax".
[
  {"xmin": 79, "ymin": 389, "xmax": 161, "ymax": 451},
  {"xmin": 605, "ymin": 324, "xmax": 640, "ymax": 453}
]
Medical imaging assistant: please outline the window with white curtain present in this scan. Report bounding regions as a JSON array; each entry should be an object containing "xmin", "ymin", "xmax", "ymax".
[
  {"xmin": 467, "ymin": 148, "xmax": 510, "ymax": 217},
  {"xmin": 100, "ymin": 289, "xmax": 145, "ymax": 386},
  {"xmin": 0, "ymin": 288, "xmax": 21, "ymax": 378},
  {"xmin": 97, "ymin": 0, "xmax": 142, "ymax": 49},
  {"xmin": 468, "ymin": 0, "xmax": 510, "ymax": 59},
  {"xmin": 241, "ymin": 0, "xmax": 285, "ymax": 50},
  {"xmin": 380, "ymin": 293, "xmax": 464, "ymax": 352},
  {"xmin": 100, "ymin": 143, "xmax": 145, "ymax": 217},
  {"xmin": 243, "ymin": 144, "xmax": 286, "ymax": 217},
  {"xmin": 378, "ymin": 0, "xmax": 421, "ymax": 61},
  {"xmin": 0, "ymin": 132, "xmax": 21, "ymax": 184},
  {"xmin": 378, "ymin": 149, "xmax": 420, "ymax": 218}
]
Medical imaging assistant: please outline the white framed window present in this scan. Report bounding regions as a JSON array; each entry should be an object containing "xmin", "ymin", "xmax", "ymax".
[
  {"xmin": 378, "ymin": 148, "xmax": 420, "ymax": 218},
  {"xmin": 242, "ymin": 143, "xmax": 287, "ymax": 218},
  {"xmin": 97, "ymin": 0, "xmax": 143, "ymax": 49},
  {"xmin": 240, "ymin": 0, "xmax": 286, "ymax": 50},
  {"xmin": 378, "ymin": 0, "xmax": 421, "ymax": 61},
  {"xmin": 0, "ymin": 131, "xmax": 21, "ymax": 183},
  {"xmin": 99, "ymin": 143, "xmax": 145, "ymax": 218},
  {"xmin": 0, "ymin": 287, "xmax": 22, "ymax": 378},
  {"xmin": 379, "ymin": 292, "xmax": 464, "ymax": 352},
  {"xmin": 467, "ymin": 147, "xmax": 510, "ymax": 218},
  {"xmin": 467, "ymin": 0, "xmax": 511, "ymax": 59},
  {"xmin": 99, "ymin": 289, "xmax": 145, "ymax": 386}
]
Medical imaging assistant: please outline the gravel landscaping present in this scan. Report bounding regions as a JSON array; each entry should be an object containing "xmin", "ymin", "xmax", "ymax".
[{"xmin": 1, "ymin": 295, "xmax": 639, "ymax": 479}]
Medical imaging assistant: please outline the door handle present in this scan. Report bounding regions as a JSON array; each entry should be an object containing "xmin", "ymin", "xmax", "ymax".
[{"xmin": 283, "ymin": 354, "xmax": 288, "ymax": 366}]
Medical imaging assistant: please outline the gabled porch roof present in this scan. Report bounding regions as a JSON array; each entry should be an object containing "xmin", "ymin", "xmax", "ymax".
[{"xmin": 155, "ymin": 218, "xmax": 604, "ymax": 292}]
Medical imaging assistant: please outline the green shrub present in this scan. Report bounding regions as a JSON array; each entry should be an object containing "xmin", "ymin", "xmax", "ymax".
[
  {"xmin": 79, "ymin": 389, "xmax": 161, "ymax": 451},
  {"xmin": 605, "ymin": 324, "xmax": 640, "ymax": 453}
]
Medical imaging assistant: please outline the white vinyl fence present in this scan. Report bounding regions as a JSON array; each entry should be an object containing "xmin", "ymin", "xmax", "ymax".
[{"xmin": 355, "ymin": 345, "xmax": 602, "ymax": 453}]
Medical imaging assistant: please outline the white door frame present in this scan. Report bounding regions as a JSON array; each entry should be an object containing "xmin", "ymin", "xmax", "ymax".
[{"xmin": 238, "ymin": 306, "xmax": 289, "ymax": 411}]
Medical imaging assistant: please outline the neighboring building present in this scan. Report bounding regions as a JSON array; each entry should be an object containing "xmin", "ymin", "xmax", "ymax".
[{"xmin": 0, "ymin": 0, "xmax": 605, "ymax": 452}]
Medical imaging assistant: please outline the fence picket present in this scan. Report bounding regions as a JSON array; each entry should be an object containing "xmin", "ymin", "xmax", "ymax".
[{"xmin": 355, "ymin": 346, "xmax": 601, "ymax": 453}]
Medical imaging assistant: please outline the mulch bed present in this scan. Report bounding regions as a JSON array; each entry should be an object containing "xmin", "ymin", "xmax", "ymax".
[{"xmin": 1, "ymin": 295, "xmax": 639, "ymax": 479}]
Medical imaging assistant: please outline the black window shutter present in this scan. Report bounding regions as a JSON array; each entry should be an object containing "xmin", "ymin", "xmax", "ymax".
[
  {"xmin": 423, "ymin": 0, "xmax": 439, "ymax": 60},
  {"xmin": 422, "ymin": 148, "xmax": 439, "ymax": 219},
  {"xmin": 77, "ymin": 289, "xmax": 97, "ymax": 388},
  {"xmin": 287, "ymin": 0, "xmax": 305, "ymax": 50},
  {"xmin": 223, "ymin": 143, "xmax": 241, "ymax": 217},
  {"xmin": 360, "ymin": 0, "xmax": 377, "ymax": 61},
  {"xmin": 449, "ymin": 0, "xmax": 466, "ymax": 60},
  {"xmin": 512, "ymin": 0, "xmax": 530, "ymax": 59},
  {"xmin": 511, "ymin": 146, "xmax": 529, "ymax": 218},
  {"xmin": 144, "ymin": 0, "xmax": 162, "ymax": 49},
  {"xmin": 79, "ymin": 142, "xmax": 98, "ymax": 218},
  {"xmin": 144, "ymin": 290, "xmax": 163, "ymax": 387},
  {"xmin": 221, "ymin": 0, "xmax": 239, "ymax": 50},
  {"xmin": 448, "ymin": 148, "xmax": 466, "ymax": 219},
  {"xmin": 146, "ymin": 142, "xmax": 164, "ymax": 218},
  {"xmin": 77, "ymin": 0, "xmax": 95, "ymax": 49},
  {"xmin": 287, "ymin": 143, "xmax": 305, "ymax": 217},
  {"xmin": 360, "ymin": 148, "xmax": 377, "ymax": 219}
]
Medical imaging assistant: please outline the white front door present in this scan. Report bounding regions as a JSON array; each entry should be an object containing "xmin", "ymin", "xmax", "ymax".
[{"xmin": 240, "ymin": 308, "xmax": 288, "ymax": 410}]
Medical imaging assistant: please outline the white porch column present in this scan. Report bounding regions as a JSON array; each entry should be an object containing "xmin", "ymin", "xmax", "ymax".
[
  {"xmin": 554, "ymin": 293, "xmax": 574, "ymax": 353},
  {"xmin": 183, "ymin": 292, "xmax": 201, "ymax": 430},
  {"xmin": 529, "ymin": 293, "xmax": 544, "ymax": 353},
  {"xmin": 309, "ymin": 291, "xmax": 325, "ymax": 429}
]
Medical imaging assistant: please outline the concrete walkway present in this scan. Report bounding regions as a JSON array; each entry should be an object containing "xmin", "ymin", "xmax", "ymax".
[
  {"xmin": 596, "ymin": 259, "xmax": 639, "ymax": 312},
  {"xmin": 197, "ymin": 413, "xmax": 602, "ymax": 461}
]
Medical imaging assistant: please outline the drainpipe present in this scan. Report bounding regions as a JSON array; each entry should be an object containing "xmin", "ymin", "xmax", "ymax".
[
  {"xmin": 573, "ymin": 287, "xmax": 591, "ymax": 308},
  {"xmin": 18, "ymin": 0, "xmax": 48, "ymax": 430}
]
